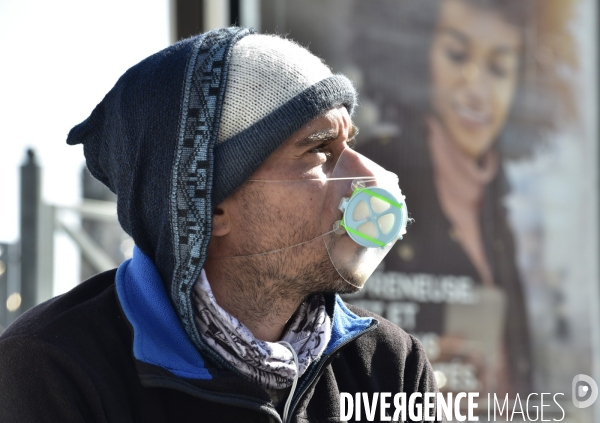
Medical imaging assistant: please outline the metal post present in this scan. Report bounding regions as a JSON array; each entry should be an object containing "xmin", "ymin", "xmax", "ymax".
[
  {"xmin": 203, "ymin": 0, "xmax": 229, "ymax": 32},
  {"xmin": 80, "ymin": 167, "xmax": 122, "ymax": 280},
  {"xmin": 240, "ymin": 0, "xmax": 261, "ymax": 31},
  {"xmin": 0, "ymin": 243, "xmax": 8, "ymax": 331},
  {"xmin": 174, "ymin": 0, "xmax": 204, "ymax": 42},
  {"xmin": 20, "ymin": 149, "xmax": 40, "ymax": 315},
  {"xmin": 37, "ymin": 202, "xmax": 54, "ymax": 304},
  {"xmin": 1, "ymin": 243, "xmax": 21, "ymax": 329}
]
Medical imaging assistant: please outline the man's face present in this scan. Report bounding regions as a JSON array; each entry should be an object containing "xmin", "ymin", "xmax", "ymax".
[{"xmin": 209, "ymin": 106, "xmax": 366, "ymax": 295}]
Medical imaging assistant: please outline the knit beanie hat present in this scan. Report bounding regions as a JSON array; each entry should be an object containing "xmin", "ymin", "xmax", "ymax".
[
  {"xmin": 65, "ymin": 27, "xmax": 356, "ymax": 359},
  {"xmin": 212, "ymin": 33, "xmax": 356, "ymax": 206}
]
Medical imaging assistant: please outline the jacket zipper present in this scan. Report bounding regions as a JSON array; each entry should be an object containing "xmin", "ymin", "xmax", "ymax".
[
  {"xmin": 282, "ymin": 320, "xmax": 379, "ymax": 423},
  {"xmin": 139, "ymin": 320, "xmax": 378, "ymax": 423}
]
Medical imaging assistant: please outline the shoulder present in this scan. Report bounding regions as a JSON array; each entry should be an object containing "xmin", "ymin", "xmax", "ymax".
[
  {"xmin": 335, "ymin": 301, "xmax": 437, "ymax": 394},
  {"xmin": 344, "ymin": 301, "xmax": 428, "ymax": 363},
  {"xmin": 0, "ymin": 334, "xmax": 107, "ymax": 422},
  {"xmin": 0, "ymin": 269, "xmax": 129, "ymax": 422},
  {"xmin": 0, "ymin": 269, "xmax": 133, "ymax": 373},
  {"xmin": 1, "ymin": 269, "xmax": 120, "ymax": 342},
  {"xmin": 0, "ymin": 269, "xmax": 130, "ymax": 373},
  {"xmin": 0, "ymin": 268, "xmax": 134, "ymax": 384}
]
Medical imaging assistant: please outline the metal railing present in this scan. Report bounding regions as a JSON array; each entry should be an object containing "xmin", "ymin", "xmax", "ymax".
[{"xmin": 11, "ymin": 149, "xmax": 123, "ymax": 322}]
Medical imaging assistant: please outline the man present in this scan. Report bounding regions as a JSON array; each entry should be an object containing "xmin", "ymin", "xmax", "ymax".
[{"xmin": 0, "ymin": 28, "xmax": 440, "ymax": 422}]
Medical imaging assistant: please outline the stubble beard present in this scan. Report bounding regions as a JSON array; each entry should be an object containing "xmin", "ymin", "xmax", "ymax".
[{"xmin": 220, "ymin": 185, "xmax": 361, "ymax": 323}]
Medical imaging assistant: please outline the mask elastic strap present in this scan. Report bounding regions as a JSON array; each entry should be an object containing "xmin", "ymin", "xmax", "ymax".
[
  {"xmin": 247, "ymin": 176, "xmax": 396, "ymax": 183},
  {"xmin": 206, "ymin": 229, "xmax": 336, "ymax": 259}
]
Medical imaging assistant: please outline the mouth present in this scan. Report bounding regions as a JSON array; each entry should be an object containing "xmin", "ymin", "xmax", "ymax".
[{"xmin": 452, "ymin": 103, "xmax": 491, "ymax": 129}]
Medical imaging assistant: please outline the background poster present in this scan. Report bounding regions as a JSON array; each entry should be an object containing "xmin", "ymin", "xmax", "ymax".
[
  {"xmin": 2, "ymin": 0, "xmax": 598, "ymax": 421},
  {"xmin": 261, "ymin": 0, "xmax": 600, "ymax": 419}
]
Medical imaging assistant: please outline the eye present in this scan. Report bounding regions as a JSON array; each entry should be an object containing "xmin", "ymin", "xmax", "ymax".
[
  {"xmin": 446, "ymin": 47, "xmax": 467, "ymax": 64},
  {"xmin": 308, "ymin": 143, "xmax": 333, "ymax": 156},
  {"xmin": 309, "ymin": 145, "xmax": 326, "ymax": 153},
  {"xmin": 311, "ymin": 148, "xmax": 333, "ymax": 163},
  {"xmin": 489, "ymin": 61, "xmax": 511, "ymax": 78}
]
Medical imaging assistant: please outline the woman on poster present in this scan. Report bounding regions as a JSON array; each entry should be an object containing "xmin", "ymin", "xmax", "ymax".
[{"xmin": 349, "ymin": 0, "xmax": 577, "ymax": 396}]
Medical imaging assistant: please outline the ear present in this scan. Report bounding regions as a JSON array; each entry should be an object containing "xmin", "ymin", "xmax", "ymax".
[{"xmin": 211, "ymin": 205, "xmax": 231, "ymax": 237}]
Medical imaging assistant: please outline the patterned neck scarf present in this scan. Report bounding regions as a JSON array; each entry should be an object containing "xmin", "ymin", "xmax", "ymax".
[{"xmin": 192, "ymin": 270, "xmax": 332, "ymax": 389}]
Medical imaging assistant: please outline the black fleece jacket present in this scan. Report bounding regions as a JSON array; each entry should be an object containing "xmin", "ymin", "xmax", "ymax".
[{"xmin": 0, "ymin": 269, "xmax": 441, "ymax": 423}]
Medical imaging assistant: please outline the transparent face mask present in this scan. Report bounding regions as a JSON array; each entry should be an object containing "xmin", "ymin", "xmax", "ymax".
[{"xmin": 207, "ymin": 148, "xmax": 408, "ymax": 290}]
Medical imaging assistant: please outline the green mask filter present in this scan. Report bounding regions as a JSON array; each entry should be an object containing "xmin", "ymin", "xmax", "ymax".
[{"xmin": 336, "ymin": 181, "xmax": 407, "ymax": 248}]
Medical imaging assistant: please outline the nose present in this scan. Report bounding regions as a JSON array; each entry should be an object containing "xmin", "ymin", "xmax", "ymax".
[
  {"xmin": 334, "ymin": 148, "xmax": 395, "ymax": 200},
  {"xmin": 335, "ymin": 148, "xmax": 380, "ymax": 179},
  {"xmin": 461, "ymin": 63, "xmax": 490, "ymax": 108},
  {"xmin": 462, "ymin": 63, "xmax": 480, "ymax": 82}
]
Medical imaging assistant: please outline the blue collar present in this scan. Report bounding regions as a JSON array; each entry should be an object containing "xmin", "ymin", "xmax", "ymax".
[{"xmin": 116, "ymin": 246, "xmax": 374, "ymax": 380}]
